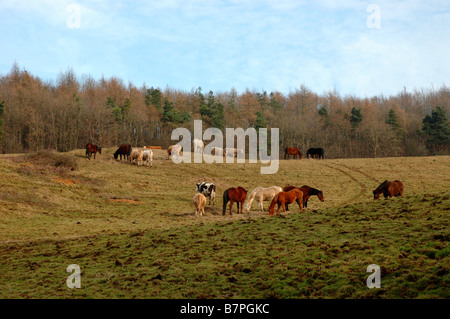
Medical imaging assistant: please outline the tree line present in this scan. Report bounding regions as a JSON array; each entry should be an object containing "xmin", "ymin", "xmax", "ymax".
[{"xmin": 0, "ymin": 63, "xmax": 449, "ymax": 158}]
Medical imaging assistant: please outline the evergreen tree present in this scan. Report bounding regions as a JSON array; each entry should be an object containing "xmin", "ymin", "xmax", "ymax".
[
  {"xmin": 161, "ymin": 97, "xmax": 191, "ymax": 126},
  {"xmin": 350, "ymin": 107, "xmax": 363, "ymax": 129},
  {"xmin": 422, "ymin": 106, "xmax": 450, "ymax": 153},
  {"xmin": 199, "ymin": 91, "xmax": 224, "ymax": 129},
  {"xmin": 318, "ymin": 105, "xmax": 331, "ymax": 126},
  {"xmin": 145, "ymin": 87, "xmax": 162, "ymax": 112}
]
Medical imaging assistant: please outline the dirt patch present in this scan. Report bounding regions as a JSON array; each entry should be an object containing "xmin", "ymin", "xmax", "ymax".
[{"xmin": 51, "ymin": 178, "xmax": 77, "ymax": 186}]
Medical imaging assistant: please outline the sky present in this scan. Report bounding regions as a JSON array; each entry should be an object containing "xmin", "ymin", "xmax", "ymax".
[{"xmin": 0, "ymin": 0, "xmax": 449, "ymax": 98}]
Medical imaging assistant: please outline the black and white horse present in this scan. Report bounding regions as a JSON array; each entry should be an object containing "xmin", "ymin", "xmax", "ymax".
[{"xmin": 195, "ymin": 182, "xmax": 216, "ymax": 205}]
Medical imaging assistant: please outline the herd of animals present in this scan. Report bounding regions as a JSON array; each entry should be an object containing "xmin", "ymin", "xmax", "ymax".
[{"xmin": 85, "ymin": 142, "xmax": 404, "ymax": 218}]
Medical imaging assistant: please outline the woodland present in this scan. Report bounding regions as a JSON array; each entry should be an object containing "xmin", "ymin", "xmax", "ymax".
[{"xmin": 0, "ymin": 63, "xmax": 449, "ymax": 158}]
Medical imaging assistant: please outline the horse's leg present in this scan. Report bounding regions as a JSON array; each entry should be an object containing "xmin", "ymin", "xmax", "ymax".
[
  {"xmin": 285, "ymin": 203, "xmax": 289, "ymax": 211},
  {"xmin": 298, "ymin": 199, "xmax": 303, "ymax": 213},
  {"xmin": 229, "ymin": 200, "xmax": 234, "ymax": 215},
  {"xmin": 276, "ymin": 203, "xmax": 282, "ymax": 215}
]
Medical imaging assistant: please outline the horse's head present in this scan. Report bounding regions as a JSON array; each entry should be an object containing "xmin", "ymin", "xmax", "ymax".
[
  {"xmin": 113, "ymin": 152, "xmax": 118, "ymax": 159},
  {"xmin": 318, "ymin": 191, "xmax": 325, "ymax": 202},
  {"xmin": 98, "ymin": 147, "xmax": 102, "ymax": 154},
  {"xmin": 373, "ymin": 190, "xmax": 381, "ymax": 200}
]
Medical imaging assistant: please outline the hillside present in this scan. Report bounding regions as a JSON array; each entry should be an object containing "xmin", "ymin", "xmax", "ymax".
[{"xmin": 0, "ymin": 150, "xmax": 448, "ymax": 298}]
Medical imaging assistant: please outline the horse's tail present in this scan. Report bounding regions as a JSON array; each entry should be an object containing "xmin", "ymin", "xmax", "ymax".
[
  {"xmin": 244, "ymin": 188, "xmax": 258, "ymax": 212},
  {"xmin": 127, "ymin": 145, "xmax": 132, "ymax": 157},
  {"xmin": 222, "ymin": 189, "xmax": 229, "ymax": 215}
]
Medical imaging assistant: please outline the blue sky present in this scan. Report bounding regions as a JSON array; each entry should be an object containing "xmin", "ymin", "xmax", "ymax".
[{"xmin": 1, "ymin": 0, "xmax": 449, "ymax": 97}]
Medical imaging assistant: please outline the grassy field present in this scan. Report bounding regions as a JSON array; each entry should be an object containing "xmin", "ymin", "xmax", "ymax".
[{"xmin": 0, "ymin": 149, "xmax": 448, "ymax": 299}]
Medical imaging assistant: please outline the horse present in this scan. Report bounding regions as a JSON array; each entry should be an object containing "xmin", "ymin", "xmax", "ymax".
[
  {"xmin": 306, "ymin": 148, "xmax": 324, "ymax": 159},
  {"xmin": 193, "ymin": 193, "xmax": 207, "ymax": 217},
  {"xmin": 193, "ymin": 138, "xmax": 204, "ymax": 153},
  {"xmin": 283, "ymin": 185, "xmax": 324, "ymax": 210},
  {"xmin": 114, "ymin": 144, "xmax": 132, "ymax": 161},
  {"xmin": 268, "ymin": 188, "xmax": 304, "ymax": 216},
  {"xmin": 224, "ymin": 148, "xmax": 244, "ymax": 158},
  {"xmin": 285, "ymin": 147, "xmax": 302, "ymax": 159},
  {"xmin": 167, "ymin": 145, "xmax": 182, "ymax": 158},
  {"xmin": 222, "ymin": 187, "xmax": 247, "ymax": 215},
  {"xmin": 85, "ymin": 143, "xmax": 101, "ymax": 160},
  {"xmin": 373, "ymin": 180, "xmax": 403, "ymax": 199},
  {"xmin": 211, "ymin": 147, "xmax": 224, "ymax": 156},
  {"xmin": 243, "ymin": 186, "xmax": 282, "ymax": 212}
]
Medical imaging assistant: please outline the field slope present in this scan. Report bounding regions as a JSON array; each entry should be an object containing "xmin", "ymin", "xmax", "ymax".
[{"xmin": 0, "ymin": 149, "xmax": 448, "ymax": 298}]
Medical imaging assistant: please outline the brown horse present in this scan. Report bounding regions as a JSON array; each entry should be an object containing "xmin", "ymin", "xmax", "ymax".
[
  {"xmin": 223, "ymin": 187, "xmax": 247, "ymax": 215},
  {"xmin": 86, "ymin": 143, "xmax": 101, "ymax": 160},
  {"xmin": 285, "ymin": 147, "xmax": 302, "ymax": 159},
  {"xmin": 268, "ymin": 188, "xmax": 303, "ymax": 216},
  {"xmin": 114, "ymin": 144, "xmax": 132, "ymax": 160},
  {"xmin": 373, "ymin": 180, "xmax": 403, "ymax": 199},
  {"xmin": 283, "ymin": 185, "xmax": 324, "ymax": 210}
]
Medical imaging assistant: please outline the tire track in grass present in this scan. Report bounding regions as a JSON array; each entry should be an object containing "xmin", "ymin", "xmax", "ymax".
[{"xmin": 322, "ymin": 162, "xmax": 369, "ymax": 206}]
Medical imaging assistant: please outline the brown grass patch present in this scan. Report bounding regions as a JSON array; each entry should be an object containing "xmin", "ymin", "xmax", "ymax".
[
  {"xmin": 108, "ymin": 198, "xmax": 143, "ymax": 204},
  {"xmin": 51, "ymin": 178, "xmax": 76, "ymax": 186}
]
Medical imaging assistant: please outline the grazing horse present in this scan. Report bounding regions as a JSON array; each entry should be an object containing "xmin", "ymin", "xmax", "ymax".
[
  {"xmin": 268, "ymin": 188, "xmax": 304, "ymax": 216},
  {"xmin": 224, "ymin": 148, "xmax": 244, "ymax": 158},
  {"xmin": 193, "ymin": 193, "xmax": 207, "ymax": 217},
  {"xmin": 167, "ymin": 145, "xmax": 182, "ymax": 158},
  {"xmin": 373, "ymin": 180, "xmax": 403, "ymax": 199},
  {"xmin": 222, "ymin": 187, "xmax": 247, "ymax": 215},
  {"xmin": 285, "ymin": 147, "xmax": 302, "ymax": 159},
  {"xmin": 283, "ymin": 185, "xmax": 324, "ymax": 210},
  {"xmin": 211, "ymin": 147, "xmax": 224, "ymax": 156},
  {"xmin": 306, "ymin": 148, "xmax": 324, "ymax": 159},
  {"xmin": 243, "ymin": 186, "xmax": 282, "ymax": 212},
  {"xmin": 85, "ymin": 143, "xmax": 101, "ymax": 160},
  {"xmin": 193, "ymin": 138, "xmax": 204, "ymax": 153},
  {"xmin": 114, "ymin": 144, "xmax": 132, "ymax": 161}
]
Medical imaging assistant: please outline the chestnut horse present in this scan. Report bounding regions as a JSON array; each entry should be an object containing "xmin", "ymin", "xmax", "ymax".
[
  {"xmin": 373, "ymin": 180, "xmax": 403, "ymax": 199},
  {"xmin": 86, "ymin": 143, "xmax": 101, "ymax": 160},
  {"xmin": 285, "ymin": 147, "xmax": 302, "ymax": 159},
  {"xmin": 283, "ymin": 185, "xmax": 324, "ymax": 210},
  {"xmin": 222, "ymin": 186, "xmax": 247, "ymax": 215},
  {"xmin": 268, "ymin": 188, "xmax": 303, "ymax": 216}
]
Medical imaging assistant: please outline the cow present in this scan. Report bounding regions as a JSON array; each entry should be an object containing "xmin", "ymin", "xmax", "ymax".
[
  {"xmin": 195, "ymin": 182, "xmax": 216, "ymax": 205},
  {"xmin": 86, "ymin": 143, "xmax": 101, "ymax": 160}
]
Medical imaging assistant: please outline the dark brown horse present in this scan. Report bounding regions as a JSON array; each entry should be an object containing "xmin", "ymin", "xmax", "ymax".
[
  {"xmin": 223, "ymin": 187, "xmax": 247, "ymax": 215},
  {"xmin": 268, "ymin": 188, "xmax": 303, "ymax": 216},
  {"xmin": 86, "ymin": 143, "xmax": 101, "ymax": 160},
  {"xmin": 114, "ymin": 144, "xmax": 132, "ymax": 161},
  {"xmin": 373, "ymin": 180, "xmax": 403, "ymax": 199},
  {"xmin": 285, "ymin": 147, "xmax": 302, "ymax": 159},
  {"xmin": 306, "ymin": 148, "xmax": 324, "ymax": 159},
  {"xmin": 283, "ymin": 185, "xmax": 324, "ymax": 210}
]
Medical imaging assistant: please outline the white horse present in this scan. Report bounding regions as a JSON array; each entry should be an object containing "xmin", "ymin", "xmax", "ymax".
[
  {"xmin": 193, "ymin": 138, "xmax": 204, "ymax": 153},
  {"xmin": 243, "ymin": 186, "xmax": 282, "ymax": 212}
]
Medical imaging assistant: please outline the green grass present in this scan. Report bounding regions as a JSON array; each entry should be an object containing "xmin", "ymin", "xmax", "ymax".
[{"xmin": 0, "ymin": 150, "xmax": 449, "ymax": 298}]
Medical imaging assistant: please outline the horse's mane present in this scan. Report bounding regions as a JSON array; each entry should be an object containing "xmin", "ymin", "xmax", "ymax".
[{"xmin": 375, "ymin": 180, "xmax": 389, "ymax": 191}]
